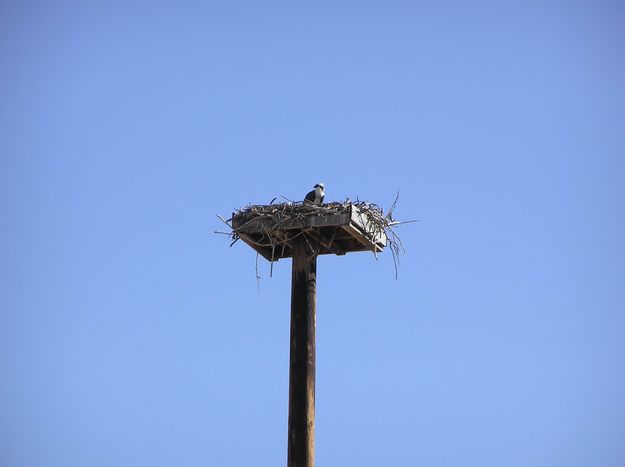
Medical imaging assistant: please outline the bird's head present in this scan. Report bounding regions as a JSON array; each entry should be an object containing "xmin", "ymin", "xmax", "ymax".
[{"xmin": 314, "ymin": 182, "xmax": 325, "ymax": 191}]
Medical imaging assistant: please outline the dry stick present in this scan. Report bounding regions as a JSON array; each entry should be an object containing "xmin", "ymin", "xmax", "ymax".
[
  {"xmin": 237, "ymin": 229, "xmax": 306, "ymax": 251},
  {"xmin": 302, "ymin": 230, "xmax": 316, "ymax": 256},
  {"xmin": 255, "ymin": 252, "xmax": 261, "ymax": 292},
  {"xmin": 233, "ymin": 217, "xmax": 263, "ymax": 233},
  {"xmin": 327, "ymin": 226, "xmax": 338, "ymax": 250},
  {"xmin": 388, "ymin": 225, "xmax": 407, "ymax": 254},
  {"xmin": 262, "ymin": 223, "xmax": 276, "ymax": 278},
  {"xmin": 306, "ymin": 228, "xmax": 343, "ymax": 256},
  {"xmin": 310, "ymin": 231, "xmax": 322, "ymax": 258},
  {"xmin": 390, "ymin": 241, "xmax": 399, "ymax": 279},
  {"xmin": 234, "ymin": 229, "xmax": 300, "ymax": 248},
  {"xmin": 234, "ymin": 236, "xmax": 280, "ymax": 248},
  {"xmin": 388, "ymin": 219, "xmax": 420, "ymax": 226},
  {"xmin": 217, "ymin": 214, "xmax": 232, "ymax": 228},
  {"xmin": 386, "ymin": 190, "xmax": 400, "ymax": 219},
  {"xmin": 281, "ymin": 231, "xmax": 288, "ymax": 258}
]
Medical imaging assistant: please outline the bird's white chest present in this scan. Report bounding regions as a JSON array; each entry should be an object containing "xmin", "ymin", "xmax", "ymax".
[{"xmin": 314, "ymin": 187, "xmax": 324, "ymax": 202}]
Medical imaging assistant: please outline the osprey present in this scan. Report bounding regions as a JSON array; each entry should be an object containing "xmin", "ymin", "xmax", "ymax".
[{"xmin": 304, "ymin": 183, "xmax": 325, "ymax": 205}]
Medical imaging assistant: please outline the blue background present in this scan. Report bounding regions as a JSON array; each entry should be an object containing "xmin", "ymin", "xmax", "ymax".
[{"xmin": 2, "ymin": 1, "xmax": 624, "ymax": 466}]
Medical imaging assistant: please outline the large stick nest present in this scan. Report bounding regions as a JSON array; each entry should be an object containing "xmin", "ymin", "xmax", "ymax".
[{"xmin": 219, "ymin": 195, "xmax": 410, "ymax": 278}]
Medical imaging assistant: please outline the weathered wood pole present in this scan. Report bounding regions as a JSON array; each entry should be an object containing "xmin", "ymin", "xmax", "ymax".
[{"xmin": 287, "ymin": 236, "xmax": 317, "ymax": 467}]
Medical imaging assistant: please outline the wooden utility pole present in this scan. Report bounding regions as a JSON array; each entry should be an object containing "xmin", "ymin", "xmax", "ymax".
[{"xmin": 287, "ymin": 237, "xmax": 317, "ymax": 467}]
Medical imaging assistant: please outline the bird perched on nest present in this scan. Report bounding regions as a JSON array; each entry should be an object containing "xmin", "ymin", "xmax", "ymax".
[{"xmin": 304, "ymin": 182, "xmax": 325, "ymax": 205}]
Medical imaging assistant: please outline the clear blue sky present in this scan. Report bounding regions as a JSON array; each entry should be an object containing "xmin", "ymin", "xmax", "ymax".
[{"xmin": 2, "ymin": 1, "xmax": 624, "ymax": 466}]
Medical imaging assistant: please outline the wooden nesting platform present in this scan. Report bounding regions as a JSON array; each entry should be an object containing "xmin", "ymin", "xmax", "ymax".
[{"xmin": 232, "ymin": 203, "xmax": 387, "ymax": 261}]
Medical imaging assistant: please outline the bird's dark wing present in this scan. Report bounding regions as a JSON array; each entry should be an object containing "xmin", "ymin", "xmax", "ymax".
[
  {"xmin": 304, "ymin": 190, "xmax": 315, "ymax": 203},
  {"xmin": 319, "ymin": 194, "xmax": 324, "ymax": 204}
]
